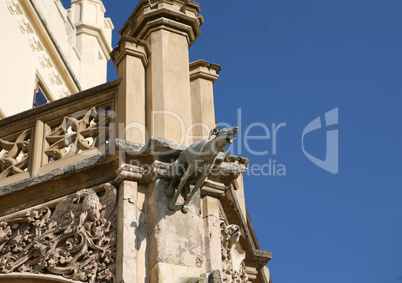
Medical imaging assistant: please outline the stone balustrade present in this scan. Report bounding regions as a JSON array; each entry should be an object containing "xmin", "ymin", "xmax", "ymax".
[{"xmin": 0, "ymin": 79, "xmax": 120, "ymax": 188}]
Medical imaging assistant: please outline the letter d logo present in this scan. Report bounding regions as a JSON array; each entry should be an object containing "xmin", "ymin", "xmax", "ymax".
[{"xmin": 302, "ymin": 108, "xmax": 338, "ymax": 174}]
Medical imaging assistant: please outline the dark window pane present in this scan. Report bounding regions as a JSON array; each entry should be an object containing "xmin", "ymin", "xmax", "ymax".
[{"xmin": 34, "ymin": 85, "xmax": 48, "ymax": 107}]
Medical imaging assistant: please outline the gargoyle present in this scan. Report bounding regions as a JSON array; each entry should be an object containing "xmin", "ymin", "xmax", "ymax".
[{"xmin": 166, "ymin": 126, "xmax": 238, "ymax": 213}]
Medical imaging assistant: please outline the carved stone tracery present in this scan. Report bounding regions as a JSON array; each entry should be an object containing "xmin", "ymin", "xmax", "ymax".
[
  {"xmin": 45, "ymin": 106, "xmax": 112, "ymax": 163},
  {"xmin": 0, "ymin": 183, "xmax": 117, "ymax": 283},
  {"xmin": 0, "ymin": 129, "xmax": 31, "ymax": 180}
]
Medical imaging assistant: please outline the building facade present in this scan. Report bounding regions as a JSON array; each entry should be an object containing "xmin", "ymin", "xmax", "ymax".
[
  {"xmin": 0, "ymin": 0, "xmax": 272, "ymax": 282},
  {"xmin": 0, "ymin": 0, "xmax": 113, "ymax": 118}
]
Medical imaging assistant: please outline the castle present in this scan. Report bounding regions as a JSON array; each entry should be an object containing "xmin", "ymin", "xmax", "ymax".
[{"xmin": 0, "ymin": 1, "xmax": 272, "ymax": 282}]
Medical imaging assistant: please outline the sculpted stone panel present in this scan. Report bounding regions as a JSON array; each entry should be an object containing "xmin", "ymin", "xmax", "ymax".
[
  {"xmin": 0, "ymin": 130, "xmax": 31, "ymax": 180},
  {"xmin": 220, "ymin": 221, "xmax": 248, "ymax": 282},
  {"xmin": 0, "ymin": 183, "xmax": 117, "ymax": 283}
]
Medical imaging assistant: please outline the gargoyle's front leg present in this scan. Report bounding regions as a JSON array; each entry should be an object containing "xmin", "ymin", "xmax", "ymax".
[
  {"xmin": 168, "ymin": 164, "xmax": 195, "ymax": 211},
  {"xmin": 165, "ymin": 177, "xmax": 176, "ymax": 197},
  {"xmin": 165, "ymin": 161, "xmax": 179, "ymax": 197},
  {"xmin": 182, "ymin": 171, "xmax": 209, "ymax": 213}
]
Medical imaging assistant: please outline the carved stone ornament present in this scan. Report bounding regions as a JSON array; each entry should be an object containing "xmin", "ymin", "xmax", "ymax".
[
  {"xmin": 166, "ymin": 126, "xmax": 239, "ymax": 213},
  {"xmin": 45, "ymin": 106, "xmax": 112, "ymax": 163},
  {"xmin": 220, "ymin": 223, "xmax": 248, "ymax": 282},
  {"xmin": 0, "ymin": 129, "xmax": 31, "ymax": 180},
  {"xmin": 0, "ymin": 183, "xmax": 117, "ymax": 282}
]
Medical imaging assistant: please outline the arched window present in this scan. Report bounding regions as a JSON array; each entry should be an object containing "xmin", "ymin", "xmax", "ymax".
[{"xmin": 33, "ymin": 81, "xmax": 49, "ymax": 108}]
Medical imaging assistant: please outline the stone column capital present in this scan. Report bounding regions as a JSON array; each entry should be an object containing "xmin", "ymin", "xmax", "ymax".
[
  {"xmin": 120, "ymin": 0, "xmax": 204, "ymax": 46},
  {"xmin": 190, "ymin": 60, "xmax": 221, "ymax": 83},
  {"xmin": 111, "ymin": 36, "xmax": 151, "ymax": 69}
]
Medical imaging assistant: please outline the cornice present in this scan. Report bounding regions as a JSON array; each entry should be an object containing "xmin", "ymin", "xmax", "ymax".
[
  {"xmin": 190, "ymin": 60, "xmax": 221, "ymax": 82},
  {"xmin": 111, "ymin": 36, "xmax": 151, "ymax": 68}
]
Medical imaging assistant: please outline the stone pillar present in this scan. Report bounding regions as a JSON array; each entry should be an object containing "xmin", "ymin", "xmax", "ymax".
[
  {"xmin": 202, "ymin": 195, "xmax": 223, "ymax": 274},
  {"xmin": 147, "ymin": 180, "xmax": 204, "ymax": 282},
  {"xmin": 70, "ymin": 0, "xmax": 113, "ymax": 89},
  {"xmin": 116, "ymin": 180, "xmax": 138, "ymax": 283},
  {"xmin": 111, "ymin": 36, "xmax": 150, "ymax": 144},
  {"xmin": 116, "ymin": 180, "xmax": 149, "ymax": 283},
  {"xmin": 119, "ymin": 0, "xmax": 204, "ymax": 145},
  {"xmin": 189, "ymin": 60, "xmax": 221, "ymax": 143}
]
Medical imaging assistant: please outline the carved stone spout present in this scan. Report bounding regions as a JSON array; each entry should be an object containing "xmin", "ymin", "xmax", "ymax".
[{"xmin": 165, "ymin": 126, "xmax": 239, "ymax": 213}]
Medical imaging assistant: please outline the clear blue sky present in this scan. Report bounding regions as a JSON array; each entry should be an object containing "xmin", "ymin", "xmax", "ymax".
[{"xmin": 62, "ymin": 1, "xmax": 402, "ymax": 282}]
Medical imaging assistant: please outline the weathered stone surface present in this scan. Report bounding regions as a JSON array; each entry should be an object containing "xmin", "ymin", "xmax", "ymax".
[
  {"xmin": 117, "ymin": 137, "xmax": 187, "ymax": 160},
  {"xmin": 116, "ymin": 180, "xmax": 139, "ymax": 283},
  {"xmin": 114, "ymin": 139, "xmax": 143, "ymax": 154},
  {"xmin": 184, "ymin": 270, "xmax": 222, "ymax": 283},
  {"xmin": 202, "ymin": 196, "xmax": 222, "ymax": 274},
  {"xmin": 148, "ymin": 180, "xmax": 204, "ymax": 276},
  {"xmin": 208, "ymin": 270, "xmax": 223, "ymax": 283},
  {"xmin": 150, "ymin": 262, "xmax": 202, "ymax": 283}
]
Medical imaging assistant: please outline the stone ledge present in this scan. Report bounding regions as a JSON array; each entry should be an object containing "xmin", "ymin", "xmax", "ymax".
[
  {"xmin": 0, "ymin": 154, "xmax": 106, "ymax": 193},
  {"xmin": 0, "ymin": 154, "xmax": 118, "ymax": 217},
  {"xmin": 116, "ymin": 137, "xmax": 225, "ymax": 163}
]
